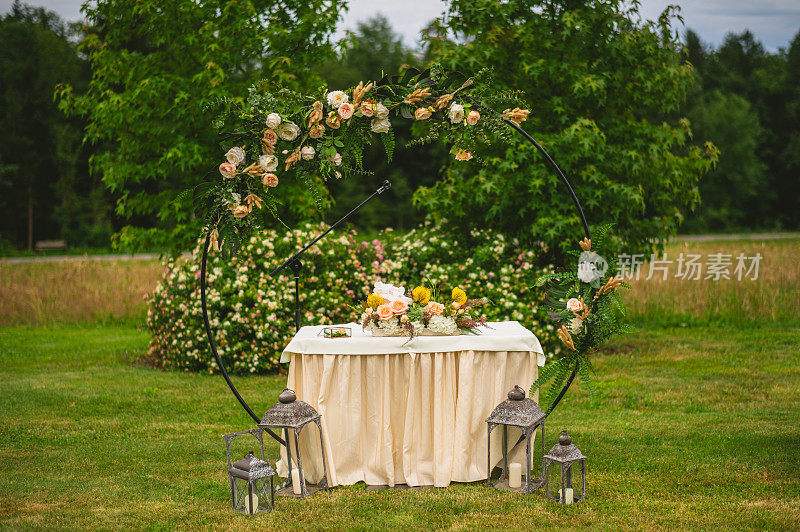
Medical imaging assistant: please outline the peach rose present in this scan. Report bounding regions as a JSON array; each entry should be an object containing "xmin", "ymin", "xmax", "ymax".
[
  {"xmin": 309, "ymin": 124, "xmax": 325, "ymax": 139},
  {"xmin": 390, "ymin": 299, "xmax": 408, "ymax": 315},
  {"xmin": 454, "ymin": 149, "xmax": 473, "ymax": 161},
  {"xmin": 338, "ymin": 102, "xmax": 354, "ymax": 120},
  {"xmin": 232, "ymin": 205, "xmax": 249, "ymax": 218},
  {"xmin": 262, "ymin": 129, "xmax": 278, "ymax": 145},
  {"xmin": 377, "ymin": 303, "xmax": 394, "ymax": 320},
  {"xmin": 219, "ymin": 162, "xmax": 237, "ymax": 179},
  {"xmin": 467, "ymin": 110, "xmax": 480, "ymax": 125},
  {"xmin": 326, "ymin": 114, "xmax": 341, "ymax": 129},
  {"xmin": 426, "ymin": 301, "xmax": 445, "ymax": 316},
  {"xmin": 566, "ymin": 298, "xmax": 584, "ymax": 313},
  {"xmin": 262, "ymin": 173, "xmax": 278, "ymax": 188},
  {"xmin": 360, "ymin": 101, "xmax": 374, "ymax": 117},
  {"xmin": 415, "ymin": 107, "xmax": 432, "ymax": 120}
]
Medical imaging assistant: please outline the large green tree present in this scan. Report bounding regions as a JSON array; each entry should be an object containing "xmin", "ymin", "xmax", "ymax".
[
  {"xmin": 0, "ymin": 3, "xmax": 91, "ymax": 250},
  {"xmin": 58, "ymin": 0, "xmax": 346, "ymax": 252},
  {"xmin": 414, "ymin": 0, "xmax": 717, "ymax": 259}
]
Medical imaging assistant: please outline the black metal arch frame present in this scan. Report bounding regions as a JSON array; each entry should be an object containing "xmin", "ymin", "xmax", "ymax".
[{"xmin": 199, "ymin": 101, "xmax": 590, "ymax": 447}]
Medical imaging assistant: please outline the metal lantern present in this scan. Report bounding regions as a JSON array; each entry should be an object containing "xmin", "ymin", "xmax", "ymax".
[
  {"xmin": 258, "ymin": 388, "xmax": 329, "ymax": 498},
  {"xmin": 486, "ymin": 385, "xmax": 546, "ymax": 492},
  {"xmin": 544, "ymin": 430, "xmax": 587, "ymax": 505},
  {"xmin": 222, "ymin": 428, "xmax": 277, "ymax": 515}
]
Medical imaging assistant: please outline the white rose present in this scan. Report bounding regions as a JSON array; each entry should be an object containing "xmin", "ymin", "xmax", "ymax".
[
  {"xmin": 371, "ymin": 117, "xmax": 391, "ymax": 134},
  {"xmin": 225, "ymin": 146, "xmax": 246, "ymax": 165},
  {"xmin": 259, "ymin": 154, "xmax": 278, "ymax": 172},
  {"xmin": 301, "ymin": 146, "xmax": 315, "ymax": 160},
  {"xmin": 577, "ymin": 262, "xmax": 597, "ymax": 283},
  {"xmin": 567, "ymin": 317, "xmax": 583, "ymax": 334},
  {"xmin": 326, "ymin": 90, "xmax": 348, "ymax": 109},
  {"xmin": 330, "ymin": 152, "xmax": 342, "ymax": 166},
  {"xmin": 278, "ymin": 122, "xmax": 300, "ymax": 141},
  {"xmin": 265, "ymin": 112, "xmax": 281, "ymax": 130},
  {"xmin": 375, "ymin": 103, "xmax": 389, "ymax": 119},
  {"xmin": 448, "ymin": 103, "xmax": 465, "ymax": 124}
]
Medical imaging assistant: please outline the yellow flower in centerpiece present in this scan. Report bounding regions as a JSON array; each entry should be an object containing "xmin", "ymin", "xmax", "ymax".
[
  {"xmin": 366, "ymin": 293, "xmax": 385, "ymax": 308},
  {"xmin": 452, "ymin": 287, "xmax": 467, "ymax": 305},
  {"xmin": 412, "ymin": 286, "xmax": 431, "ymax": 305}
]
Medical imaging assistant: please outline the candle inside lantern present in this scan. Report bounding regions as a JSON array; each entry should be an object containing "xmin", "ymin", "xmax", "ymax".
[
  {"xmin": 245, "ymin": 492, "xmax": 259, "ymax": 515},
  {"xmin": 558, "ymin": 487, "xmax": 574, "ymax": 505},
  {"xmin": 291, "ymin": 468, "xmax": 302, "ymax": 495},
  {"xmin": 508, "ymin": 463, "xmax": 522, "ymax": 489}
]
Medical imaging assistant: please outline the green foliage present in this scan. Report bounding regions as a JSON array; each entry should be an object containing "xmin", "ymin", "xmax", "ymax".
[
  {"xmin": 0, "ymin": 3, "xmax": 106, "ymax": 249},
  {"xmin": 529, "ymin": 225, "xmax": 631, "ymax": 411},
  {"xmin": 414, "ymin": 0, "xmax": 719, "ymax": 261},
  {"xmin": 146, "ymin": 221, "xmax": 559, "ymax": 373},
  {"xmin": 57, "ymin": 0, "xmax": 345, "ymax": 253}
]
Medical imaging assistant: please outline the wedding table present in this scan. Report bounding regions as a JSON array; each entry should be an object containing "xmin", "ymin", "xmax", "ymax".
[{"xmin": 276, "ymin": 321, "xmax": 545, "ymax": 488}]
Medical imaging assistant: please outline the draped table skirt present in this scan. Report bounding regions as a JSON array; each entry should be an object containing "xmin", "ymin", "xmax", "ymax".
[{"xmin": 277, "ymin": 322, "xmax": 544, "ymax": 488}]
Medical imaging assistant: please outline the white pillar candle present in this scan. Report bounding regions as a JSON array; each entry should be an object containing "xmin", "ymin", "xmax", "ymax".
[
  {"xmin": 558, "ymin": 487, "xmax": 574, "ymax": 505},
  {"xmin": 508, "ymin": 463, "xmax": 522, "ymax": 489},
  {"xmin": 245, "ymin": 492, "xmax": 259, "ymax": 515},
  {"xmin": 291, "ymin": 468, "xmax": 302, "ymax": 495}
]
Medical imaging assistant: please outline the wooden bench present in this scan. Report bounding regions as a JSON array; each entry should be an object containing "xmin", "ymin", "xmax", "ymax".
[{"xmin": 34, "ymin": 240, "xmax": 68, "ymax": 252}]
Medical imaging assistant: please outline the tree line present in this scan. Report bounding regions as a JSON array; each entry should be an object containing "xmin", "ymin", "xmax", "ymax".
[{"xmin": 0, "ymin": 0, "xmax": 797, "ymax": 254}]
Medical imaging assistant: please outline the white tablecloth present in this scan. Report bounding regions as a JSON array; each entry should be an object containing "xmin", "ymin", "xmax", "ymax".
[{"xmin": 278, "ymin": 321, "xmax": 545, "ymax": 488}]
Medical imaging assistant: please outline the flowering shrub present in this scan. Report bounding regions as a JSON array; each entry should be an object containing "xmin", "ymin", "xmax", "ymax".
[{"xmin": 146, "ymin": 222, "xmax": 558, "ymax": 374}]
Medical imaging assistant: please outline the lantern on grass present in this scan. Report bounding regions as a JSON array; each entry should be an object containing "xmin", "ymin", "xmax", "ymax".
[
  {"xmin": 258, "ymin": 388, "xmax": 329, "ymax": 498},
  {"xmin": 222, "ymin": 428, "xmax": 276, "ymax": 515},
  {"xmin": 544, "ymin": 430, "xmax": 586, "ymax": 505},
  {"xmin": 486, "ymin": 385, "xmax": 546, "ymax": 492}
]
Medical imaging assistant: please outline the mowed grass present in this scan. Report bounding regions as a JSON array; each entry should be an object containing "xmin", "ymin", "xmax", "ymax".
[
  {"xmin": 0, "ymin": 260, "xmax": 162, "ymax": 326},
  {"xmin": 0, "ymin": 323, "xmax": 798, "ymax": 530}
]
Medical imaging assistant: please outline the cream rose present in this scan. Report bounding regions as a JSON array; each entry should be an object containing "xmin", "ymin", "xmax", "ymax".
[
  {"xmin": 326, "ymin": 90, "xmax": 348, "ymax": 109},
  {"xmin": 415, "ymin": 107, "xmax": 432, "ymax": 120},
  {"xmin": 426, "ymin": 301, "xmax": 445, "ymax": 316},
  {"xmin": 262, "ymin": 129, "xmax": 278, "ymax": 145},
  {"xmin": 329, "ymin": 152, "xmax": 342, "ymax": 166},
  {"xmin": 278, "ymin": 122, "xmax": 300, "ymax": 141},
  {"xmin": 375, "ymin": 103, "xmax": 389, "ymax": 119},
  {"xmin": 309, "ymin": 124, "xmax": 325, "ymax": 139},
  {"xmin": 448, "ymin": 103, "xmax": 465, "ymax": 124},
  {"xmin": 377, "ymin": 303, "xmax": 394, "ymax": 320},
  {"xmin": 219, "ymin": 162, "xmax": 237, "ymax": 179},
  {"xmin": 467, "ymin": 110, "xmax": 480, "ymax": 125},
  {"xmin": 301, "ymin": 146, "xmax": 315, "ymax": 160},
  {"xmin": 335, "ymin": 171, "xmax": 342, "ymax": 179},
  {"xmin": 567, "ymin": 317, "xmax": 583, "ymax": 334},
  {"xmin": 566, "ymin": 298, "xmax": 584, "ymax": 313},
  {"xmin": 266, "ymin": 112, "xmax": 281, "ymax": 129},
  {"xmin": 360, "ymin": 101, "xmax": 374, "ymax": 117},
  {"xmin": 259, "ymin": 154, "xmax": 278, "ymax": 172},
  {"xmin": 371, "ymin": 117, "xmax": 391, "ymax": 134},
  {"xmin": 390, "ymin": 299, "xmax": 408, "ymax": 315},
  {"xmin": 225, "ymin": 146, "xmax": 246, "ymax": 165},
  {"xmin": 262, "ymin": 173, "xmax": 278, "ymax": 188},
  {"xmin": 338, "ymin": 102, "xmax": 354, "ymax": 120}
]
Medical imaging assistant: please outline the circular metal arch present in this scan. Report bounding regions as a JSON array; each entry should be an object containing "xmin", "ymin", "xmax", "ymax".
[{"xmin": 198, "ymin": 101, "xmax": 591, "ymax": 444}]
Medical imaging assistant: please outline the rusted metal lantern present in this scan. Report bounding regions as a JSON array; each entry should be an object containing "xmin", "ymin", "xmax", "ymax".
[
  {"xmin": 222, "ymin": 428, "xmax": 276, "ymax": 515},
  {"xmin": 258, "ymin": 388, "xmax": 329, "ymax": 498},
  {"xmin": 486, "ymin": 385, "xmax": 546, "ymax": 492},
  {"xmin": 544, "ymin": 429, "xmax": 587, "ymax": 505}
]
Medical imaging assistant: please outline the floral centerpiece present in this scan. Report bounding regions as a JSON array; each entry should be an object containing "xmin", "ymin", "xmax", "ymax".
[{"xmin": 359, "ymin": 281, "xmax": 490, "ymax": 337}]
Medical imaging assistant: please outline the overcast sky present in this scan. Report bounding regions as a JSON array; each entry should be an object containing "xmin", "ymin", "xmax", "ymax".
[{"xmin": 2, "ymin": 0, "xmax": 799, "ymax": 51}]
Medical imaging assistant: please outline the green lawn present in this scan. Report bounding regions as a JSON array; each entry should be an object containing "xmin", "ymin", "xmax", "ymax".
[{"xmin": 1, "ymin": 324, "xmax": 799, "ymax": 529}]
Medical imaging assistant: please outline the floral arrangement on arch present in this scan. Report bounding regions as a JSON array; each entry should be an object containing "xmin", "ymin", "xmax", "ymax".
[
  {"xmin": 530, "ymin": 225, "xmax": 631, "ymax": 410},
  {"xmin": 359, "ymin": 281, "xmax": 490, "ymax": 338},
  {"xmin": 194, "ymin": 66, "xmax": 530, "ymax": 253}
]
